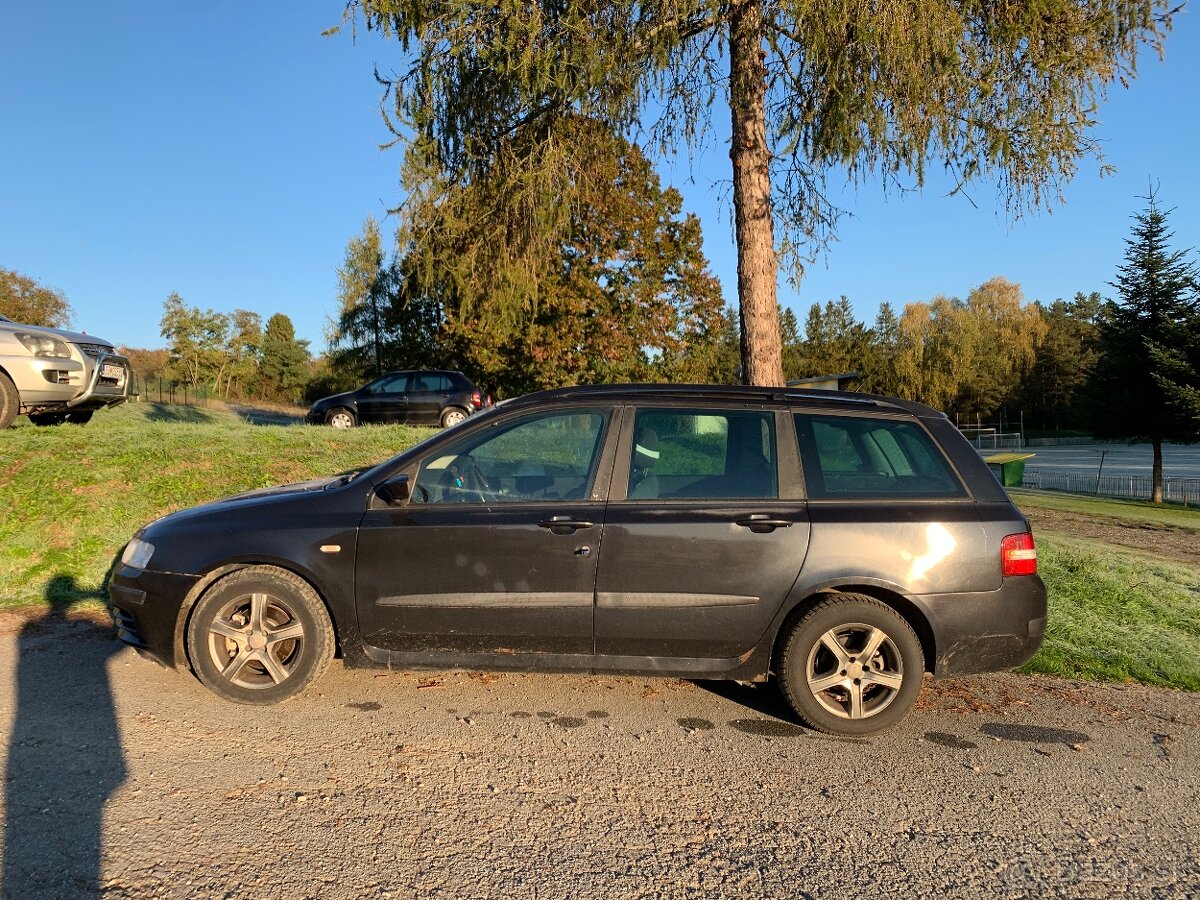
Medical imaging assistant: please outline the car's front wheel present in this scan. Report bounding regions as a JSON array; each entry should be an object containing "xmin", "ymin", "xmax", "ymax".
[
  {"xmin": 0, "ymin": 374, "xmax": 19, "ymax": 428},
  {"xmin": 777, "ymin": 594, "xmax": 924, "ymax": 736},
  {"xmin": 325, "ymin": 407, "xmax": 356, "ymax": 429},
  {"xmin": 186, "ymin": 566, "xmax": 335, "ymax": 705}
]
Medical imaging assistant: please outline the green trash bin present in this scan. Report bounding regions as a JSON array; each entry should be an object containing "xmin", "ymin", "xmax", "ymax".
[{"xmin": 982, "ymin": 453, "xmax": 1034, "ymax": 488}]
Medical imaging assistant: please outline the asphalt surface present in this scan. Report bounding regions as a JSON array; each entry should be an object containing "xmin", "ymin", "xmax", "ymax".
[
  {"xmin": 1, "ymin": 617, "xmax": 1197, "ymax": 899},
  {"xmin": 1023, "ymin": 442, "xmax": 1200, "ymax": 479}
]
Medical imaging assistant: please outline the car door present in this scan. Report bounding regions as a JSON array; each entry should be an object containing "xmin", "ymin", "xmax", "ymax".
[
  {"xmin": 405, "ymin": 372, "xmax": 452, "ymax": 425},
  {"xmin": 594, "ymin": 405, "xmax": 811, "ymax": 663},
  {"xmin": 355, "ymin": 373, "xmax": 410, "ymax": 424},
  {"xmin": 355, "ymin": 406, "xmax": 618, "ymax": 658}
]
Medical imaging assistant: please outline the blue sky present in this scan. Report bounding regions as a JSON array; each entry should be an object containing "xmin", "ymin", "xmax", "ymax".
[{"xmin": 3, "ymin": 3, "xmax": 1198, "ymax": 352}]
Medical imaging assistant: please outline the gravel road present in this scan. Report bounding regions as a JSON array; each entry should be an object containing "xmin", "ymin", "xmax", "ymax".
[{"xmin": 2, "ymin": 615, "xmax": 1197, "ymax": 899}]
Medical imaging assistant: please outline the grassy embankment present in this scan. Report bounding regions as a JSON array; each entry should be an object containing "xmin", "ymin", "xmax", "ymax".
[
  {"xmin": 1009, "ymin": 488, "xmax": 1200, "ymax": 689},
  {"xmin": 0, "ymin": 402, "xmax": 430, "ymax": 608},
  {"xmin": 2, "ymin": 405, "xmax": 1197, "ymax": 690}
]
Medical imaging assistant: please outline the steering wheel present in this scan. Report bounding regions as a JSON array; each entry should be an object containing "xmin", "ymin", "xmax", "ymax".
[
  {"xmin": 437, "ymin": 455, "xmax": 497, "ymax": 502},
  {"xmin": 461, "ymin": 455, "xmax": 496, "ymax": 500}
]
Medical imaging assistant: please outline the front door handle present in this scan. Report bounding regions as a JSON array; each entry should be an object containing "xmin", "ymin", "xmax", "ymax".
[
  {"xmin": 538, "ymin": 516, "xmax": 594, "ymax": 535},
  {"xmin": 735, "ymin": 515, "xmax": 793, "ymax": 533}
]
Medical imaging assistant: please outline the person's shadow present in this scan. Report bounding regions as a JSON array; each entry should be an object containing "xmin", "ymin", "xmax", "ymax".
[{"xmin": 2, "ymin": 574, "xmax": 126, "ymax": 898}]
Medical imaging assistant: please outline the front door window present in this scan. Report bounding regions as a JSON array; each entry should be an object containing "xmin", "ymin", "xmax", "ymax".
[{"xmin": 414, "ymin": 410, "xmax": 608, "ymax": 503}]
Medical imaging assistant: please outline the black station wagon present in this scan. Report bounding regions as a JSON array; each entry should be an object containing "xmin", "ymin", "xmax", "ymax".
[{"xmin": 110, "ymin": 385, "xmax": 1046, "ymax": 735}]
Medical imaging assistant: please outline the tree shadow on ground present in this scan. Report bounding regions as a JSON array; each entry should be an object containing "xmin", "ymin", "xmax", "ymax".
[
  {"xmin": 138, "ymin": 403, "xmax": 217, "ymax": 424},
  {"xmin": 1, "ymin": 573, "xmax": 126, "ymax": 898}
]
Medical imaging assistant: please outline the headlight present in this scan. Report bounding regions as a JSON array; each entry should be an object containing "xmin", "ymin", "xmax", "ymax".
[
  {"xmin": 15, "ymin": 332, "xmax": 72, "ymax": 358},
  {"xmin": 121, "ymin": 538, "xmax": 155, "ymax": 569}
]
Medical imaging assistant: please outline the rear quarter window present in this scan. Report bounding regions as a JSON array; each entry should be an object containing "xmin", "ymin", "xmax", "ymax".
[{"xmin": 794, "ymin": 413, "xmax": 966, "ymax": 499}]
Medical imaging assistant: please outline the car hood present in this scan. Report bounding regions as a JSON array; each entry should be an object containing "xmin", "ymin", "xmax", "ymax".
[
  {"xmin": 145, "ymin": 475, "xmax": 346, "ymax": 532},
  {"xmin": 5, "ymin": 320, "xmax": 117, "ymax": 348},
  {"xmin": 311, "ymin": 390, "xmax": 356, "ymax": 409}
]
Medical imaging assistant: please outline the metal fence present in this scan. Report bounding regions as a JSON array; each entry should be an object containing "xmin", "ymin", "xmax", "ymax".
[
  {"xmin": 1022, "ymin": 470, "xmax": 1200, "ymax": 505},
  {"xmin": 961, "ymin": 428, "xmax": 1024, "ymax": 451},
  {"xmin": 139, "ymin": 376, "xmax": 210, "ymax": 408},
  {"xmin": 1026, "ymin": 437, "xmax": 1123, "ymax": 447}
]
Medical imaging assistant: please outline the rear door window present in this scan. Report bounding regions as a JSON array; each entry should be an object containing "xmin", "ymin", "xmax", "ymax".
[
  {"xmin": 794, "ymin": 414, "xmax": 965, "ymax": 499},
  {"xmin": 626, "ymin": 408, "xmax": 777, "ymax": 500}
]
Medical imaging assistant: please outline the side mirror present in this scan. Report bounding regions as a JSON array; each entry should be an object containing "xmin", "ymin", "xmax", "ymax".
[{"xmin": 379, "ymin": 474, "xmax": 411, "ymax": 506}]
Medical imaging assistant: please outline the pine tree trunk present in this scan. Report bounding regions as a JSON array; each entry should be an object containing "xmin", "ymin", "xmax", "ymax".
[
  {"xmin": 1152, "ymin": 436, "xmax": 1164, "ymax": 504},
  {"xmin": 728, "ymin": 0, "xmax": 784, "ymax": 387}
]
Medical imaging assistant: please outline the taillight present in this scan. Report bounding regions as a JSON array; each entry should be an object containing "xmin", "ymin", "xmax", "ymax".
[
  {"xmin": 1001, "ymin": 532, "xmax": 1038, "ymax": 576},
  {"xmin": 471, "ymin": 390, "xmax": 482, "ymax": 408}
]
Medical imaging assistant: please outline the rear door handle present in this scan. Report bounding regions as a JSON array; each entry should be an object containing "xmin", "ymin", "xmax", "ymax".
[
  {"xmin": 735, "ymin": 515, "xmax": 793, "ymax": 533},
  {"xmin": 538, "ymin": 516, "xmax": 594, "ymax": 535}
]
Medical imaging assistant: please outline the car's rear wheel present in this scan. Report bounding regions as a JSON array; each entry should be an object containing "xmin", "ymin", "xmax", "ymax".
[
  {"xmin": 28, "ymin": 412, "xmax": 67, "ymax": 426},
  {"xmin": 778, "ymin": 594, "xmax": 924, "ymax": 736},
  {"xmin": 440, "ymin": 406, "xmax": 468, "ymax": 428},
  {"xmin": 186, "ymin": 566, "xmax": 335, "ymax": 705},
  {"xmin": 0, "ymin": 374, "xmax": 18, "ymax": 428},
  {"xmin": 325, "ymin": 407, "xmax": 356, "ymax": 429}
]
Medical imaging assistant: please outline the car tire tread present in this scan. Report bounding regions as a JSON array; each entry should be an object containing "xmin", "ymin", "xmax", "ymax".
[
  {"xmin": 185, "ymin": 566, "xmax": 335, "ymax": 706},
  {"xmin": 777, "ymin": 593, "xmax": 924, "ymax": 736},
  {"xmin": 0, "ymin": 373, "xmax": 18, "ymax": 429}
]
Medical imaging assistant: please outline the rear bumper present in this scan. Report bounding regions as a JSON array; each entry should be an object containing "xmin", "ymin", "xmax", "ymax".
[
  {"xmin": 108, "ymin": 565, "xmax": 200, "ymax": 669},
  {"xmin": 914, "ymin": 575, "xmax": 1047, "ymax": 676}
]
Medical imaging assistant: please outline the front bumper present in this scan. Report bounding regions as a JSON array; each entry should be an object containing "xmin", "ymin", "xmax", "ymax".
[
  {"xmin": 108, "ymin": 564, "xmax": 201, "ymax": 668},
  {"xmin": 3, "ymin": 348, "xmax": 131, "ymax": 411},
  {"xmin": 66, "ymin": 349, "xmax": 131, "ymax": 410},
  {"xmin": 914, "ymin": 575, "xmax": 1048, "ymax": 677}
]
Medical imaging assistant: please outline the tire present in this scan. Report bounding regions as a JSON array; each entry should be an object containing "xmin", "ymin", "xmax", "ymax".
[
  {"xmin": 186, "ymin": 566, "xmax": 335, "ymax": 705},
  {"xmin": 0, "ymin": 373, "xmax": 18, "ymax": 429},
  {"xmin": 440, "ymin": 406, "xmax": 468, "ymax": 428},
  {"xmin": 66, "ymin": 411, "xmax": 94, "ymax": 425},
  {"xmin": 777, "ymin": 594, "xmax": 924, "ymax": 736},
  {"xmin": 325, "ymin": 407, "xmax": 356, "ymax": 429},
  {"xmin": 28, "ymin": 412, "xmax": 67, "ymax": 427}
]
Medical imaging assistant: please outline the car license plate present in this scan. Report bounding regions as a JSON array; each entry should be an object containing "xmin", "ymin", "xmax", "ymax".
[{"xmin": 102, "ymin": 363, "xmax": 126, "ymax": 385}]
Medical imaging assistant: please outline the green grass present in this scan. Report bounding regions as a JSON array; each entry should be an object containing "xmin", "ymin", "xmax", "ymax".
[
  {"xmin": 4, "ymin": 405, "xmax": 1199, "ymax": 692},
  {"xmin": 1010, "ymin": 488, "xmax": 1200, "ymax": 530},
  {"xmin": 0, "ymin": 402, "xmax": 429, "ymax": 609},
  {"xmin": 1020, "ymin": 533, "xmax": 1200, "ymax": 690}
]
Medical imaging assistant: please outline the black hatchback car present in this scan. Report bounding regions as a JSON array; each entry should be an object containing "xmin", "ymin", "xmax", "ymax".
[
  {"xmin": 306, "ymin": 369, "xmax": 485, "ymax": 428},
  {"xmin": 111, "ymin": 384, "xmax": 1046, "ymax": 735}
]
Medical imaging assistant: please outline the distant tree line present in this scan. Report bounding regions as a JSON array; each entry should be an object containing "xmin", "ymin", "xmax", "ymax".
[{"xmin": 126, "ymin": 294, "xmax": 315, "ymax": 405}]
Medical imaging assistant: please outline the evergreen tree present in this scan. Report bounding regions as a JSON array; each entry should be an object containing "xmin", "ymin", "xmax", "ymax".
[
  {"xmin": 259, "ymin": 313, "xmax": 312, "ymax": 403},
  {"xmin": 864, "ymin": 302, "xmax": 901, "ymax": 395},
  {"xmin": 798, "ymin": 297, "xmax": 871, "ymax": 380},
  {"xmin": 1019, "ymin": 293, "xmax": 1102, "ymax": 431},
  {"xmin": 342, "ymin": 0, "xmax": 1173, "ymax": 386},
  {"xmin": 1090, "ymin": 194, "xmax": 1200, "ymax": 502}
]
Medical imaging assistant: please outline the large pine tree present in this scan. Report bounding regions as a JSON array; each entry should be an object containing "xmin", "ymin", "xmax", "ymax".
[{"xmin": 1090, "ymin": 194, "xmax": 1200, "ymax": 502}]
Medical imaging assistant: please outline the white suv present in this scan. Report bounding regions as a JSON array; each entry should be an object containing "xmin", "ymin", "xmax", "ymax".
[{"xmin": 0, "ymin": 314, "xmax": 131, "ymax": 427}]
